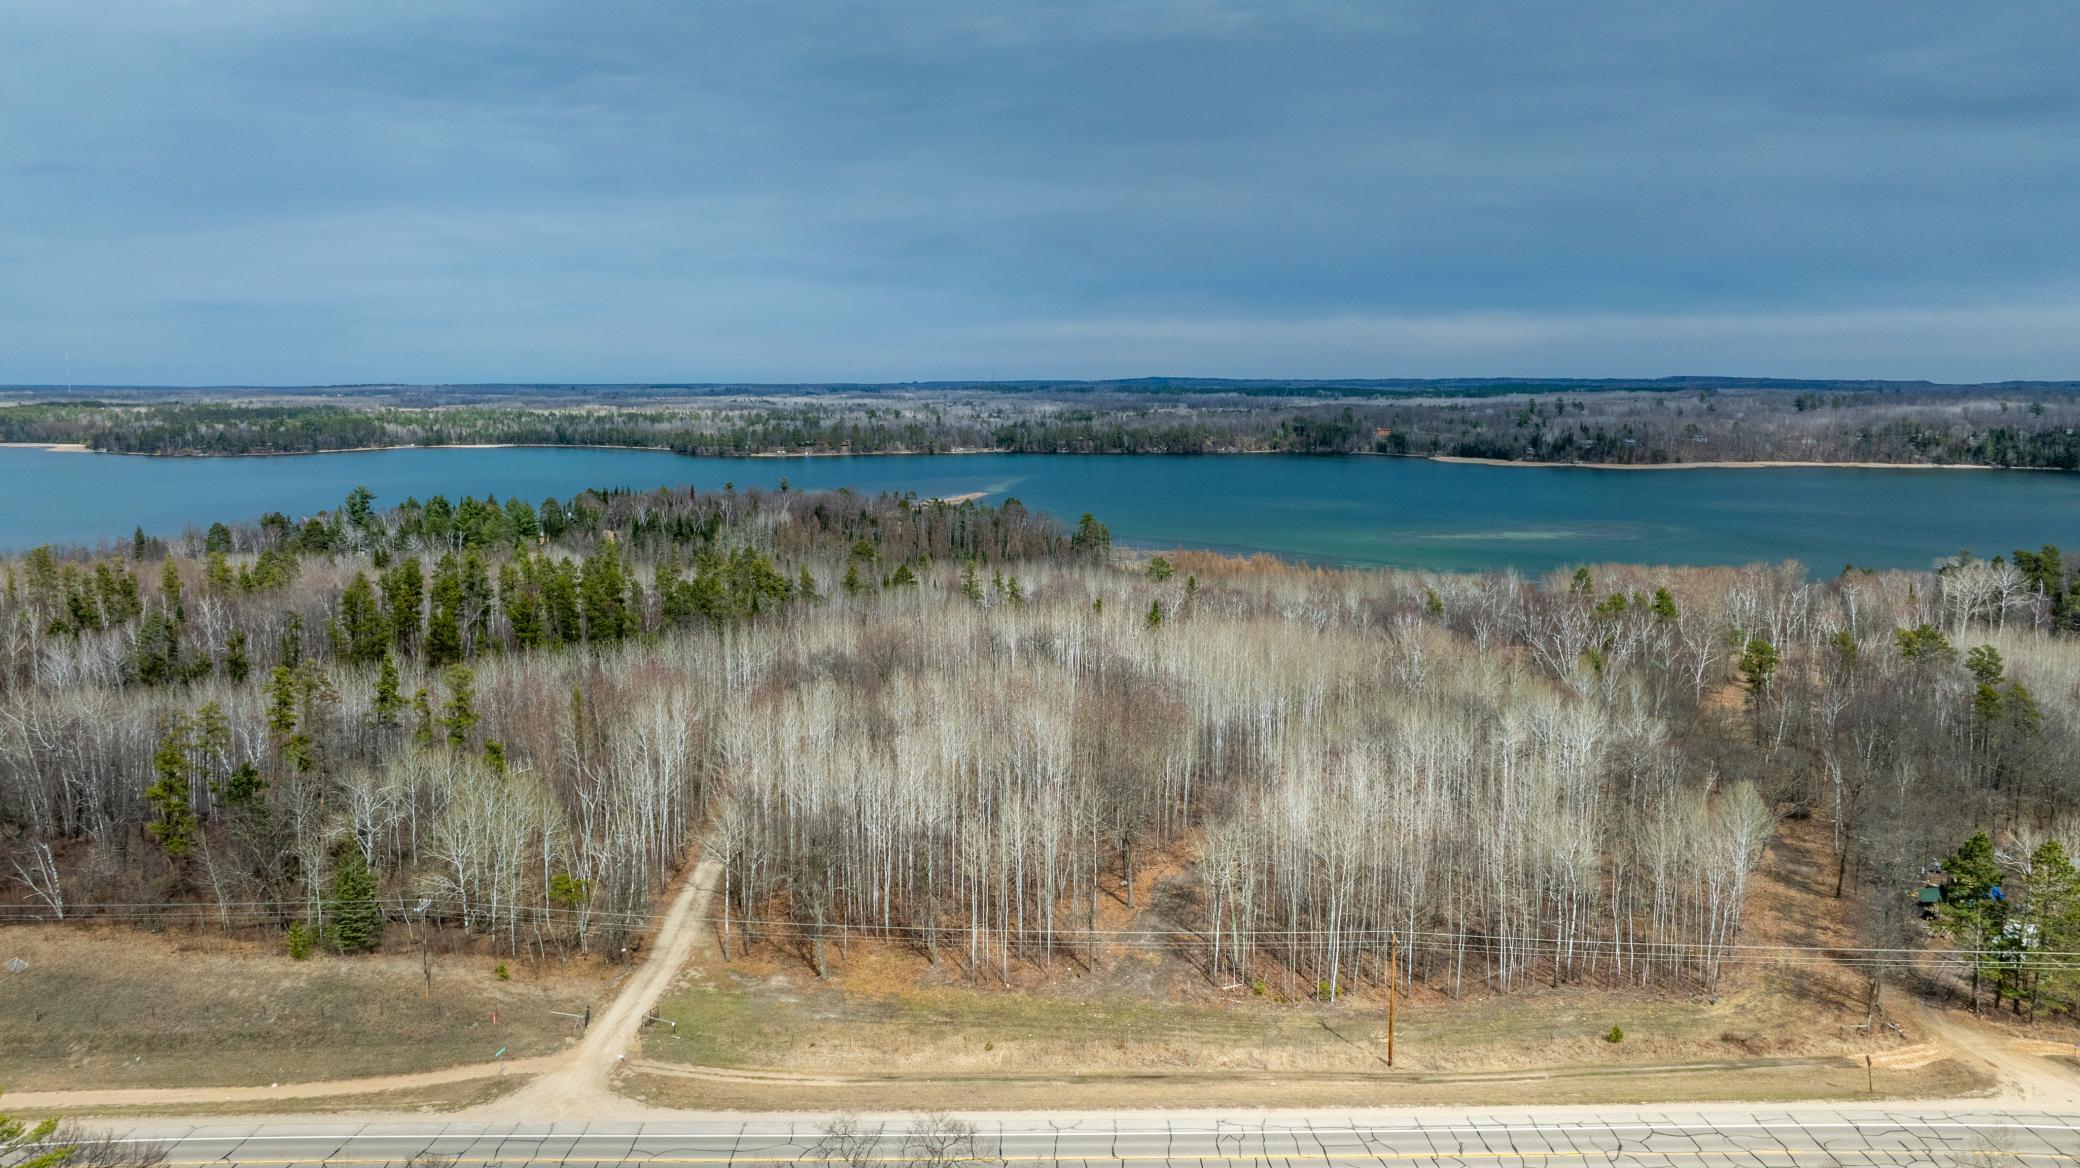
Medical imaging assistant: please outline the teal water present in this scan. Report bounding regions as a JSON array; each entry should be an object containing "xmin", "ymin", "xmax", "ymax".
[{"xmin": 3, "ymin": 446, "xmax": 2074, "ymax": 573}]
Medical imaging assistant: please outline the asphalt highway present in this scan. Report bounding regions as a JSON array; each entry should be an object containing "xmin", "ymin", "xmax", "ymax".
[{"xmin": 99, "ymin": 1108, "xmax": 2080, "ymax": 1166}]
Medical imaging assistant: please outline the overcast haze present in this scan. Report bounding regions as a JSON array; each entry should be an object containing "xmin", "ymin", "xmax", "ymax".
[{"xmin": 3, "ymin": 2, "xmax": 2076, "ymax": 385}]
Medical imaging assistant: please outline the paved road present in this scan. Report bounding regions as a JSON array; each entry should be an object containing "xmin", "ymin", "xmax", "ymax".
[{"xmin": 100, "ymin": 1108, "xmax": 2080, "ymax": 1166}]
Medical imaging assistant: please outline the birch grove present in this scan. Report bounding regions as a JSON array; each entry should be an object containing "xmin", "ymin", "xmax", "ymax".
[{"xmin": 1, "ymin": 486, "xmax": 2076, "ymax": 1001}]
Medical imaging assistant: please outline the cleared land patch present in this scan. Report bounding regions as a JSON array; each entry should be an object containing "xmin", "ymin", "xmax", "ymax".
[{"xmin": 0, "ymin": 926, "xmax": 611, "ymax": 1090}]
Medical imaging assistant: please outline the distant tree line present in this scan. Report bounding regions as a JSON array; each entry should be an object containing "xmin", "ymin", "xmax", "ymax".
[{"xmin": 4, "ymin": 385, "xmax": 2079, "ymax": 466}]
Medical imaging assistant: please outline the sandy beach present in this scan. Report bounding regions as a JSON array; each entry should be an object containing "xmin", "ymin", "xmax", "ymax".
[{"xmin": 1428, "ymin": 454, "xmax": 2011, "ymax": 471}]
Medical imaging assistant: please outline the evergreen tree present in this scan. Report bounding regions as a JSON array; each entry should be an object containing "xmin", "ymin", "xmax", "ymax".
[
  {"xmin": 441, "ymin": 665, "xmax": 478, "ymax": 748},
  {"xmin": 327, "ymin": 847, "xmax": 383, "ymax": 955},
  {"xmin": 344, "ymin": 485, "xmax": 377, "ymax": 531},
  {"xmin": 1650, "ymin": 587, "xmax": 1679, "ymax": 622},
  {"xmin": 373, "ymin": 652, "xmax": 404, "ymax": 726},
  {"xmin": 158, "ymin": 557, "xmax": 184, "ymax": 623},
  {"xmin": 1071, "ymin": 513, "xmax": 1112, "ymax": 555},
  {"xmin": 1736, "ymin": 638, "xmax": 1778, "ymax": 695},
  {"xmin": 204, "ymin": 549, "xmax": 234, "ymax": 593},
  {"xmin": 2022, "ymin": 840, "xmax": 2080, "ymax": 1017},
  {"xmin": 1936, "ymin": 831, "xmax": 2009, "ymax": 1012},
  {"xmin": 336, "ymin": 573, "xmax": 389, "ymax": 664},
  {"xmin": 1895, "ymin": 622, "xmax": 1957, "ymax": 664},
  {"xmin": 411, "ymin": 687, "xmax": 435, "ymax": 747},
  {"xmin": 579, "ymin": 549, "xmax": 629, "ymax": 642},
  {"xmin": 424, "ymin": 553, "xmax": 465, "ymax": 666},
  {"xmin": 1966, "ymin": 644, "xmax": 2006, "ymax": 685},
  {"xmin": 223, "ymin": 629, "xmax": 250, "ymax": 683},
  {"xmin": 144, "ymin": 716, "xmax": 198, "ymax": 857},
  {"xmin": 381, "ymin": 557, "xmax": 424, "ymax": 651}
]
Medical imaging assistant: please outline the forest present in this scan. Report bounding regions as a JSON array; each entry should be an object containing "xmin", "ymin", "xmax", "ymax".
[
  {"xmin": 2, "ymin": 484, "xmax": 2079, "ymax": 1013},
  {"xmin": 4, "ymin": 381, "xmax": 2080, "ymax": 467}
]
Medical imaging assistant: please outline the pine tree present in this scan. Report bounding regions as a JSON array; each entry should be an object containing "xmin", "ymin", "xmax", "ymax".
[
  {"xmin": 1936, "ymin": 831, "xmax": 2008, "ymax": 1012},
  {"xmin": 1736, "ymin": 638, "xmax": 1778, "ymax": 694},
  {"xmin": 223, "ymin": 630, "xmax": 250, "ymax": 683},
  {"xmin": 373, "ymin": 652, "xmax": 404, "ymax": 726},
  {"xmin": 441, "ymin": 665, "xmax": 478, "ymax": 748},
  {"xmin": 411, "ymin": 687, "xmax": 435, "ymax": 747},
  {"xmin": 382, "ymin": 557, "xmax": 425, "ymax": 651},
  {"xmin": 144, "ymin": 716, "xmax": 199, "ymax": 857},
  {"xmin": 1071, "ymin": 513, "xmax": 1111, "ymax": 555},
  {"xmin": 424, "ymin": 553, "xmax": 465, "ymax": 666},
  {"xmin": 2, "ymin": 1090, "xmax": 71, "ymax": 1168},
  {"xmin": 159, "ymin": 557, "xmax": 184, "ymax": 623},
  {"xmin": 579, "ymin": 549, "xmax": 629, "ymax": 642},
  {"xmin": 1650, "ymin": 587, "xmax": 1679, "ymax": 621},
  {"xmin": 336, "ymin": 573, "xmax": 389, "ymax": 664},
  {"xmin": 2025, "ymin": 840, "xmax": 2080, "ymax": 1019},
  {"xmin": 327, "ymin": 847, "xmax": 383, "ymax": 955}
]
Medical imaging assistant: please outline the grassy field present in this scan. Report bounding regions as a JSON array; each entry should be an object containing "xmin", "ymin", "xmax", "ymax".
[
  {"xmin": 623, "ymin": 1060, "xmax": 1985, "ymax": 1112},
  {"xmin": 637, "ymin": 954, "xmax": 1967, "ymax": 1102},
  {"xmin": 0, "ymin": 926, "xmax": 612, "ymax": 1090},
  {"xmin": 644, "ymin": 956, "xmax": 1930, "ymax": 1072},
  {"xmin": 26, "ymin": 1075, "xmax": 533, "ymax": 1118}
]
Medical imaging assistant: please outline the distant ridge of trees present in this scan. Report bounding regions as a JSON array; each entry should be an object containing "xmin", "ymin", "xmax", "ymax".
[{"xmin": 3, "ymin": 382, "xmax": 2079, "ymax": 466}]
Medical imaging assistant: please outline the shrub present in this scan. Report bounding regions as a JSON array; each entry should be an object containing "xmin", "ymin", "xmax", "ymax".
[
  {"xmin": 1604, "ymin": 1025, "xmax": 1624, "ymax": 1044},
  {"xmin": 286, "ymin": 921, "xmax": 314, "ymax": 960}
]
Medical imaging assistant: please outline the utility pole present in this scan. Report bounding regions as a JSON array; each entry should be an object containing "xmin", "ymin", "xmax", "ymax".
[
  {"xmin": 411, "ymin": 898, "xmax": 433, "ymax": 996},
  {"xmin": 1386, "ymin": 933, "xmax": 1398, "ymax": 1069}
]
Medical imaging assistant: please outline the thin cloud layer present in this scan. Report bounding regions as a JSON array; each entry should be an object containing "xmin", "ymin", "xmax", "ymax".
[{"xmin": 1, "ymin": 1, "xmax": 2075, "ymax": 383}]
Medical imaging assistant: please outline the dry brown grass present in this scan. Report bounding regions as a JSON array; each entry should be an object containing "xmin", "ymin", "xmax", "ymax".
[
  {"xmin": 622, "ymin": 1058, "xmax": 1987, "ymax": 1112},
  {"xmin": 25, "ymin": 1075, "xmax": 534, "ymax": 1119},
  {"xmin": 0, "ymin": 925, "xmax": 614, "ymax": 1090}
]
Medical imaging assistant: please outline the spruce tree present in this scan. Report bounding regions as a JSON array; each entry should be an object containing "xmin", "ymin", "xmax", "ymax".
[
  {"xmin": 327, "ymin": 847, "xmax": 383, "ymax": 955},
  {"xmin": 373, "ymin": 653, "xmax": 404, "ymax": 726},
  {"xmin": 441, "ymin": 665, "xmax": 478, "ymax": 748}
]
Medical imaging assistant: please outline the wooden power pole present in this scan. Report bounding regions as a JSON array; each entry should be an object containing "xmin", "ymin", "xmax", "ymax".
[{"xmin": 1387, "ymin": 934, "xmax": 1397, "ymax": 1069}]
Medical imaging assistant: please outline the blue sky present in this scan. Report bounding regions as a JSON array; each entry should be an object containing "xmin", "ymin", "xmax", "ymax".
[{"xmin": 2, "ymin": 1, "xmax": 2076, "ymax": 384}]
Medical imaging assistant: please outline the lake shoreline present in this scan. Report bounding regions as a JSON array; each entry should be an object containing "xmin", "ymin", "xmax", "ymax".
[
  {"xmin": 1426, "ymin": 454, "xmax": 2033, "ymax": 471},
  {"xmin": 0, "ymin": 440, "xmax": 2061, "ymax": 473}
]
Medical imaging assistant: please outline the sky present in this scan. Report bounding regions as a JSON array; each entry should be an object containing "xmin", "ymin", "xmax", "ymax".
[{"xmin": 2, "ymin": 1, "xmax": 2076, "ymax": 385}]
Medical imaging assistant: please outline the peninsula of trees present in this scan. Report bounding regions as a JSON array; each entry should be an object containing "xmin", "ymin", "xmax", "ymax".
[{"xmin": 4, "ymin": 378, "xmax": 2079, "ymax": 467}]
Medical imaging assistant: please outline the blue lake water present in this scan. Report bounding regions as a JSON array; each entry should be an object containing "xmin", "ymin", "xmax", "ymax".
[{"xmin": 4, "ymin": 445, "xmax": 2075, "ymax": 573}]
